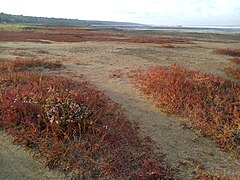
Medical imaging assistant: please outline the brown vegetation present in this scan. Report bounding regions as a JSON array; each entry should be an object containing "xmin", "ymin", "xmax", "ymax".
[
  {"xmin": 224, "ymin": 67, "xmax": 240, "ymax": 79},
  {"xmin": 213, "ymin": 48, "xmax": 240, "ymax": 57}
]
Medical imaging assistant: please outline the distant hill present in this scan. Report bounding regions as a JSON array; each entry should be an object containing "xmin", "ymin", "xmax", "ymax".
[{"xmin": 0, "ymin": 13, "xmax": 143, "ymax": 27}]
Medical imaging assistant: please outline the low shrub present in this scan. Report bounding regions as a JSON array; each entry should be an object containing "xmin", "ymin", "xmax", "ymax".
[
  {"xmin": 195, "ymin": 172, "xmax": 240, "ymax": 180},
  {"xmin": 0, "ymin": 58, "xmax": 62, "ymax": 72},
  {"xmin": 224, "ymin": 67, "xmax": 240, "ymax": 79},
  {"xmin": 229, "ymin": 57, "xmax": 240, "ymax": 65},
  {"xmin": 195, "ymin": 173, "xmax": 223, "ymax": 180},
  {"xmin": 213, "ymin": 48, "xmax": 240, "ymax": 57},
  {"xmin": 134, "ymin": 65, "xmax": 240, "ymax": 155}
]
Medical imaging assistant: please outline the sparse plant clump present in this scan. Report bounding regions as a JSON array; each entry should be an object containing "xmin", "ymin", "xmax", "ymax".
[
  {"xmin": 229, "ymin": 57, "xmax": 240, "ymax": 65},
  {"xmin": 134, "ymin": 65, "xmax": 240, "ymax": 155},
  {"xmin": 225, "ymin": 57, "xmax": 240, "ymax": 79},
  {"xmin": 0, "ymin": 58, "xmax": 62, "ymax": 72},
  {"xmin": 162, "ymin": 44, "xmax": 175, "ymax": 48},
  {"xmin": 224, "ymin": 67, "xmax": 240, "ymax": 79},
  {"xmin": 11, "ymin": 51, "xmax": 34, "ymax": 57},
  {"xmin": 195, "ymin": 172, "xmax": 240, "ymax": 180},
  {"xmin": 36, "ymin": 49, "xmax": 49, "ymax": 54},
  {"xmin": 213, "ymin": 48, "xmax": 240, "ymax": 57},
  {"xmin": 0, "ymin": 59, "xmax": 173, "ymax": 179},
  {"xmin": 195, "ymin": 173, "xmax": 223, "ymax": 180},
  {"xmin": 109, "ymin": 69, "xmax": 125, "ymax": 78}
]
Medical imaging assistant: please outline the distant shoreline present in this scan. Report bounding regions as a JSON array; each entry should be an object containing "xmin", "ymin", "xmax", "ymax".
[{"xmin": 92, "ymin": 25, "xmax": 240, "ymax": 34}]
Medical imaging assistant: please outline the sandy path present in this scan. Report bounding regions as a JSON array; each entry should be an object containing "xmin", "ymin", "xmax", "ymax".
[
  {"xmin": 0, "ymin": 131, "xmax": 66, "ymax": 180},
  {"xmin": 0, "ymin": 32, "xmax": 240, "ymax": 179}
]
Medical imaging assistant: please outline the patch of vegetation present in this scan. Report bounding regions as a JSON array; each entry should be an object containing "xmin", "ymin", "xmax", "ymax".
[
  {"xmin": 0, "ymin": 28, "xmax": 191, "ymax": 45},
  {"xmin": 0, "ymin": 58, "xmax": 62, "ymax": 72},
  {"xmin": 0, "ymin": 59, "xmax": 173, "ymax": 179},
  {"xmin": 225, "ymin": 57, "xmax": 240, "ymax": 80},
  {"xmin": 224, "ymin": 67, "xmax": 240, "ymax": 79},
  {"xmin": 0, "ymin": 23, "xmax": 44, "ymax": 31},
  {"xmin": 213, "ymin": 48, "xmax": 240, "ymax": 57},
  {"xmin": 109, "ymin": 69, "xmax": 125, "ymax": 78},
  {"xmin": 162, "ymin": 44, "xmax": 175, "ymax": 48},
  {"xmin": 134, "ymin": 65, "xmax": 240, "ymax": 156},
  {"xmin": 195, "ymin": 172, "xmax": 240, "ymax": 179},
  {"xmin": 229, "ymin": 58, "xmax": 240, "ymax": 65}
]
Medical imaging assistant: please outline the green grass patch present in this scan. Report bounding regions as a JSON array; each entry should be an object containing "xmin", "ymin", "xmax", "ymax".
[{"xmin": 0, "ymin": 23, "xmax": 45, "ymax": 31}]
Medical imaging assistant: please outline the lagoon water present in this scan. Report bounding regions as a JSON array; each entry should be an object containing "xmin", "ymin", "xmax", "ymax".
[{"xmin": 92, "ymin": 25, "xmax": 240, "ymax": 34}]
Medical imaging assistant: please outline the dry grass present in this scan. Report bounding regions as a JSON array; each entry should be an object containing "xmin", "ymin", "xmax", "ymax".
[
  {"xmin": 0, "ymin": 23, "xmax": 43, "ymax": 31},
  {"xmin": 36, "ymin": 49, "xmax": 50, "ymax": 54}
]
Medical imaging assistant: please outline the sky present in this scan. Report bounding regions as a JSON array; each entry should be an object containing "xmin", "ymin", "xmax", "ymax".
[{"xmin": 0, "ymin": 0, "xmax": 240, "ymax": 26}]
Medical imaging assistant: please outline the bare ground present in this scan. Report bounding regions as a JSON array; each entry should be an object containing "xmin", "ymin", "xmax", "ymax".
[
  {"xmin": 0, "ymin": 31, "xmax": 239, "ymax": 179},
  {"xmin": 0, "ymin": 131, "xmax": 67, "ymax": 180}
]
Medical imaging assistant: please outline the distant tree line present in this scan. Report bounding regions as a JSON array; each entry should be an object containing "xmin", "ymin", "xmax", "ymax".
[{"xmin": 0, "ymin": 13, "xmax": 139, "ymax": 26}]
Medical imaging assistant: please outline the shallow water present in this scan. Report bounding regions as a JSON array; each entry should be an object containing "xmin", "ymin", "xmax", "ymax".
[{"xmin": 92, "ymin": 25, "xmax": 240, "ymax": 34}]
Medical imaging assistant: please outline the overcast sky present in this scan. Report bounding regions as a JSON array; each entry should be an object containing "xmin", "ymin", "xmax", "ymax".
[{"xmin": 1, "ymin": 0, "xmax": 240, "ymax": 26}]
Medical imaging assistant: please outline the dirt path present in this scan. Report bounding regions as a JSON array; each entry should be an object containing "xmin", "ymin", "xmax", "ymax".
[
  {"xmin": 0, "ymin": 32, "xmax": 240, "ymax": 179},
  {"xmin": 0, "ymin": 131, "xmax": 66, "ymax": 180}
]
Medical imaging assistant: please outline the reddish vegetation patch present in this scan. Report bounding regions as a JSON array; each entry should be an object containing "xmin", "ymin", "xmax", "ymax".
[
  {"xmin": 162, "ymin": 44, "xmax": 175, "ymax": 48},
  {"xmin": 195, "ymin": 172, "xmax": 239, "ymax": 179},
  {"xmin": 213, "ymin": 48, "xmax": 240, "ymax": 57},
  {"xmin": 195, "ymin": 173, "xmax": 223, "ymax": 180},
  {"xmin": 229, "ymin": 57, "xmax": 240, "ymax": 65},
  {"xmin": 0, "ymin": 30, "xmax": 191, "ymax": 44},
  {"xmin": 224, "ymin": 67, "xmax": 240, "ymax": 79},
  {"xmin": 109, "ymin": 69, "xmax": 125, "ymax": 78},
  {"xmin": 0, "ymin": 31, "xmax": 85, "ymax": 42},
  {"xmin": 0, "ymin": 58, "xmax": 62, "ymax": 72},
  {"xmin": 134, "ymin": 65, "xmax": 240, "ymax": 155},
  {"xmin": 0, "ymin": 59, "xmax": 173, "ymax": 179}
]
